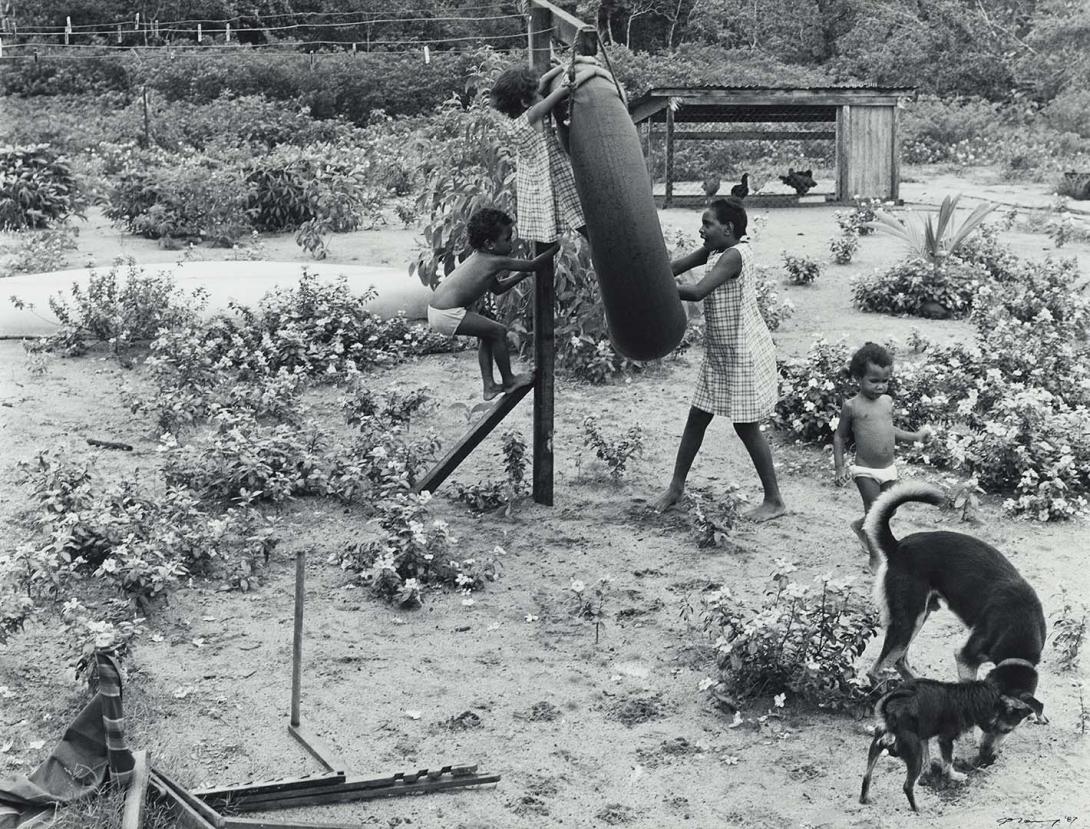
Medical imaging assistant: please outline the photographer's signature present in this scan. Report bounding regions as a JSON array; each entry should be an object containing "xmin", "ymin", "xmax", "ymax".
[{"xmin": 997, "ymin": 818, "xmax": 1078, "ymax": 827}]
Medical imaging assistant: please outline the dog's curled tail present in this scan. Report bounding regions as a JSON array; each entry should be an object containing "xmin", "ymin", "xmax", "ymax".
[{"xmin": 863, "ymin": 481, "xmax": 947, "ymax": 562}]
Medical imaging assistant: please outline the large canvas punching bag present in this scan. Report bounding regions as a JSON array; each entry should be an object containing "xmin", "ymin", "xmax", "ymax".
[{"xmin": 563, "ymin": 75, "xmax": 687, "ymax": 362}]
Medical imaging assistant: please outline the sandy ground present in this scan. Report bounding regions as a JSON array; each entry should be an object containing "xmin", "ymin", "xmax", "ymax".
[{"xmin": 1, "ymin": 168, "xmax": 1089, "ymax": 828}]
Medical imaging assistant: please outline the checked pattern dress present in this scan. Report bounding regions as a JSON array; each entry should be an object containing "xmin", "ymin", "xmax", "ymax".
[
  {"xmin": 509, "ymin": 112, "xmax": 585, "ymax": 242},
  {"xmin": 691, "ymin": 242, "xmax": 779, "ymax": 421}
]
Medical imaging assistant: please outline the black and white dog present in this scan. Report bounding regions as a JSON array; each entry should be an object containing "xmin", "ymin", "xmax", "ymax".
[
  {"xmin": 863, "ymin": 481, "xmax": 1047, "ymax": 763},
  {"xmin": 860, "ymin": 676, "xmax": 1041, "ymax": 811}
]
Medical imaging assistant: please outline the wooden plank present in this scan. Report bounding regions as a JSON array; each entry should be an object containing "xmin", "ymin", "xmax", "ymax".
[
  {"xmin": 666, "ymin": 130, "xmax": 835, "ymax": 141},
  {"xmin": 836, "ymin": 105, "xmax": 849, "ymax": 201},
  {"xmin": 643, "ymin": 88, "xmax": 911, "ymax": 106},
  {"xmin": 628, "ymin": 96, "xmax": 669, "ymax": 124},
  {"xmin": 149, "ymin": 772, "xmax": 221, "ymax": 829},
  {"xmin": 664, "ymin": 104, "xmax": 674, "ymax": 207},
  {"xmin": 414, "ymin": 380, "xmax": 535, "ymax": 494},
  {"xmin": 287, "ymin": 723, "xmax": 348, "ymax": 774},
  {"xmin": 152, "ymin": 768, "xmax": 226, "ymax": 828},
  {"xmin": 121, "ymin": 750, "xmax": 150, "ymax": 829},
  {"xmin": 529, "ymin": 0, "xmax": 596, "ymax": 52},
  {"xmin": 532, "ymin": 243, "xmax": 554, "ymax": 506},
  {"xmin": 891, "ymin": 101, "xmax": 901, "ymax": 201}
]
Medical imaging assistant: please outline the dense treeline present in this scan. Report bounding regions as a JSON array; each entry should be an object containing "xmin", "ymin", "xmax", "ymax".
[{"xmin": 3, "ymin": 0, "xmax": 1088, "ymax": 108}]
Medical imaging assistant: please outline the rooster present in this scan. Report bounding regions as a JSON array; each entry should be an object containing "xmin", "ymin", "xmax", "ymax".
[
  {"xmin": 779, "ymin": 168, "xmax": 817, "ymax": 196},
  {"xmin": 701, "ymin": 175, "xmax": 720, "ymax": 199},
  {"xmin": 730, "ymin": 173, "xmax": 749, "ymax": 199}
]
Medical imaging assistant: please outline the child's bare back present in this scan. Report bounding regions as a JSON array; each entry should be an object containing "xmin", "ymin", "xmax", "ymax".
[{"xmin": 430, "ymin": 252, "xmax": 507, "ymax": 312}]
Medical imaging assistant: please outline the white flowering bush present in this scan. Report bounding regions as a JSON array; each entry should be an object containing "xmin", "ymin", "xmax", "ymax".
[
  {"xmin": 754, "ymin": 265, "xmax": 795, "ymax": 331},
  {"xmin": 700, "ymin": 562, "xmax": 879, "ymax": 710},
  {"xmin": 773, "ymin": 339, "xmax": 857, "ymax": 444},
  {"xmin": 851, "ymin": 257, "xmax": 986, "ymax": 318},
  {"xmin": 337, "ymin": 492, "xmax": 500, "ymax": 608}
]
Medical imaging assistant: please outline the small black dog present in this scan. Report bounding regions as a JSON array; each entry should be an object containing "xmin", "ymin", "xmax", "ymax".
[
  {"xmin": 864, "ymin": 481, "xmax": 1047, "ymax": 762},
  {"xmin": 860, "ymin": 675, "xmax": 1041, "ymax": 811}
]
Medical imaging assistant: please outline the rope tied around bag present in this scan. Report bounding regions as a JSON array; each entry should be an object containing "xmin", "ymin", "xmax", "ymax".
[{"xmin": 564, "ymin": 27, "xmax": 625, "ymax": 127}]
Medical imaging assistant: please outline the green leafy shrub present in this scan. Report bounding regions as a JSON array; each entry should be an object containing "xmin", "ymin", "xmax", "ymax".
[
  {"xmin": 828, "ymin": 233, "xmax": 859, "ymax": 265},
  {"xmin": 684, "ymin": 487, "xmax": 745, "ymax": 548},
  {"xmin": 15, "ymin": 260, "xmax": 206, "ymax": 358},
  {"xmin": 9, "ymin": 449, "xmax": 277, "ymax": 615},
  {"xmin": 700, "ymin": 563, "xmax": 878, "ymax": 709},
  {"xmin": 851, "ymin": 257, "xmax": 986, "ymax": 318},
  {"xmin": 105, "ymin": 154, "xmax": 250, "ymax": 243},
  {"xmin": 582, "ymin": 416, "xmax": 644, "ymax": 479},
  {"xmin": 245, "ymin": 144, "xmax": 383, "ymax": 236},
  {"xmin": 338, "ymin": 491, "xmax": 500, "ymax": 608},
  {"xmin": 781, "ymin": 253, "xmax": 821, "ymax": 285},
  {"xmin": 162, "ymin": 412, "xmax": 326, "ymax": 504},
  {"xmin": 0, "ymin": 224, "xmax": 79, "ymax": 276},
  {"xmin": 451, "ymin": 430, "xmax": 529, "ymax": 514},
  {"xmin": 0, "ymin": 145, "xmax": 87, "ymax": 229}
]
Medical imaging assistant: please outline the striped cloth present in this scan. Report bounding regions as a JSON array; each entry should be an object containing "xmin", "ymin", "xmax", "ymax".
[
  {"xmin": 691, "ymin": 242, "xmax": 779, "ymax": 421},
  {"xmin": 509, "ymin": 112, "xmax": 585, "ymax": 242},
  {"xmin": 0, "ymin": 653, "xmax": 134, "ymax": 828}
]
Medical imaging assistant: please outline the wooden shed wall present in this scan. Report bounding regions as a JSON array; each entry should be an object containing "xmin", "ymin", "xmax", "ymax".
[{"xmin": 839, "ymin": 105, "xmax": 897, "ymax": 200}]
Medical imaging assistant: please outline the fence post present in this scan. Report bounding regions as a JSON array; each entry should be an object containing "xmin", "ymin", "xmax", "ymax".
[{"xmin": 529, "ymin": 6, "xmax": 554, "ymax": 507}]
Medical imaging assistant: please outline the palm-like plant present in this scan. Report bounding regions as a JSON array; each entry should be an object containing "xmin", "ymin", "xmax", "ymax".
[{"xmin": 868, "ymin": 194, "xmax": 996, "ymax": 268}]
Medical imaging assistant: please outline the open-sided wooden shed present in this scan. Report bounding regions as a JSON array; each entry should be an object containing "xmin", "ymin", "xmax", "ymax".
[{"xmin": 628, "ymin": 86, "xmax": 914, "ymax": 207}]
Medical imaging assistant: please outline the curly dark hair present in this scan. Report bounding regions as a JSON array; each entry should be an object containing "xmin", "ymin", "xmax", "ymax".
[
  {"xmin": 490, "ymin": 65, "xmax": 538, "ymax": 118},
  {"xmin": 467, "ymin": 207, "xmax": 514, "ymax": 250},
  {"xmin": 849, "ymin": 341, "xmax": 893, "ymax": 379},
  {"xmin": 708, "ymin": 197, "xmax": 748, "ymax": 237}
]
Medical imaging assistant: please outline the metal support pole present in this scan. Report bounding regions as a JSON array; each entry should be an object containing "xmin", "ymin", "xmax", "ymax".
[
  {"xmin": 290, "ymin": 549, "xmax": 304, "ymax": 728},
  {"xmin": 529, "ymin": 7, "xmax": 555, "ymax": 506}
]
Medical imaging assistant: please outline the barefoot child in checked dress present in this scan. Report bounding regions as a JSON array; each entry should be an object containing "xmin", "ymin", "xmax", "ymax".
[{"xmin": 654, "ymin": 197, "xmax": 787, "ymax": 521}]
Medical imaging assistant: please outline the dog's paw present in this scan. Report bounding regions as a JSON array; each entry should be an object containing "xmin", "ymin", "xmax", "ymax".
[
  {"xmin": 947, "ymin": 769, "xmax": 968, "ymax": 784},
  {"xmin": 971, "ymin": 751, "xmax": 998, "ymax": 769}
]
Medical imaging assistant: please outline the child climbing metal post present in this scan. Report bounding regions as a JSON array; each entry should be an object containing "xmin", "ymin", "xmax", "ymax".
[{"xmin": 426, "ymin": 208, "xmax": 558, "ymax": 399}]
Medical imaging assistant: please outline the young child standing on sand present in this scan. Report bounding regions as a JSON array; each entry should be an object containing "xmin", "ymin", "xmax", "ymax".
[
  {"xmin": 427, "ymin": 208, "xmax": 558, "ymax": 400},
  {"xmin": 654, "ymin": 197, "xmax": 787, "ymax": 522},
  {"xmin": 833, "ymin": 342, "xmax": 933, "ymax": 568}
]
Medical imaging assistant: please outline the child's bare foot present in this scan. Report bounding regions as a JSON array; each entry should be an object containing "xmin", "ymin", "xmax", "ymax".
[
  {"xmin": 744, "ymin": 500, "xmax": 787, "ymax": 522},
  {"xmin": 851, "ymin": 517, "xmax": 868, "ymax": 550},
  {"xmin": 653, "ymin": 485, "xmax": 684, "ymax": 512},
  {"xmin": 483, "ymin": 382, "xmax": 503, "ymax": 401},
  {"xmin": 501, "ymin": 372, "xmax": 534, "ymax": 393}
]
